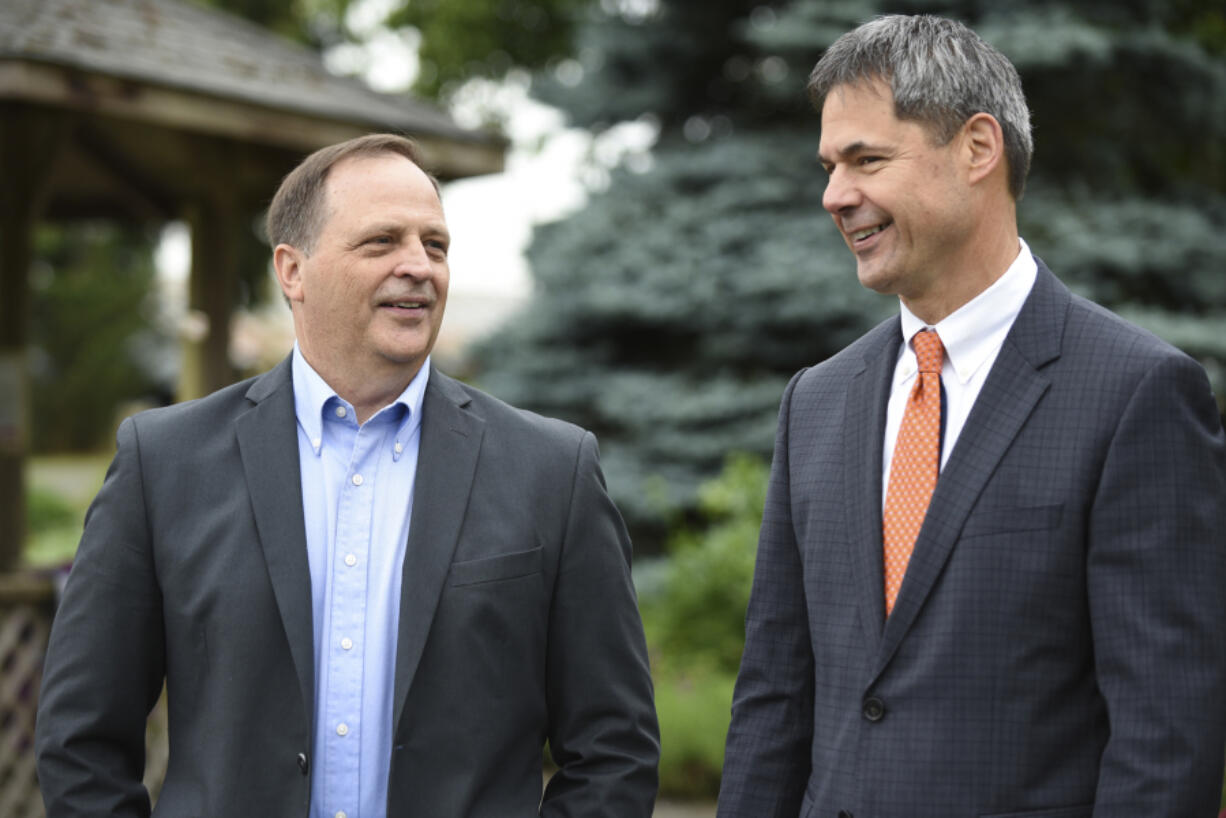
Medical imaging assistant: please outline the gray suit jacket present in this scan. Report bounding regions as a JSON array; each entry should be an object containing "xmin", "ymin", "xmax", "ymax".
[
  {"xmin": 718, "ymin": 261, "xmax": 1226, "ymax": 817},
  {"xmin": 36, "ymin": 360, "xmax": 659, "ymax": 817}
]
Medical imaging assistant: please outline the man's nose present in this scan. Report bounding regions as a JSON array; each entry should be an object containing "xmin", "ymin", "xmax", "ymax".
[
  {"xmin": 822, "ymin": 167, "xmax": 859, "ymax": 214},
  {"xmin": 392, "ymin": 239, "xmax": 432, "ymax": 277}
]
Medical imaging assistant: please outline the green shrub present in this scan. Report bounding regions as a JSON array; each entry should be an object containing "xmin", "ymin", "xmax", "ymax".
[
  {"xmin": 30, "ymin": 223, "xmax": 171, "ymax": 452},
  {"xmin": 26, "ymin": 486, "xmax": 77, "ymax": 534},
  {"xmin": 653, "ymin": 667, "xmax": 737, "ymax": 799},
  {"xmin": 639, "ymin": 453, "xmax": 768, "ymax": 798},
  {"xmin": 641, "ymin": 453, "xmax": 766, "ymax": 675}
]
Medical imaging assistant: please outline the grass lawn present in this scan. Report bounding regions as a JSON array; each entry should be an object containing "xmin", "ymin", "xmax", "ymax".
[{"xmin": 24, "ymin": 453, "xmax": 112, "ymax": 568}]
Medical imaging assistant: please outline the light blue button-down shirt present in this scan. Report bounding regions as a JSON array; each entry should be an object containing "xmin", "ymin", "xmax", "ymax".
[{"xmin": 292, "ymin": 346, "xmax": 428, "ymax": 818}]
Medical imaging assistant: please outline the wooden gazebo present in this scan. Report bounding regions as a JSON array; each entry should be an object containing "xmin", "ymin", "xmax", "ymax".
[{"xmin": 0, "ymin": 0, "xmax": 507, "ymax": 571}]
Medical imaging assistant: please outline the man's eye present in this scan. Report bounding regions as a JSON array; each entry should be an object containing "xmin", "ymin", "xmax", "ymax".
[{"xmin": 858, "ymin": 156, "xmax": 883, "ymax": 166}]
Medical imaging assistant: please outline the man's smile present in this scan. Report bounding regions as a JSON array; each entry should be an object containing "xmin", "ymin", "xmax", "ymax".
[{"xmin": 847, "ymin": 220, "xmax": 893, "ymax": 249}]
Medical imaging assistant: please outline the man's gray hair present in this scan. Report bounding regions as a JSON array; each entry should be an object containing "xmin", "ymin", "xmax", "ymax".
[{"xmin": 808, "ymin": 15, "xmax": 1033, "ymax": 199}]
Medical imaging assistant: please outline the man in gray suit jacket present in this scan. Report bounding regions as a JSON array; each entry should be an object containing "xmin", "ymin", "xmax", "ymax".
[
  {"xmin": 36, "ymin": 134, "xmax": 659, "ymax": 817},
  {"xmin": 718, "ymin": 15, "xmax": 1226, "ymax": 818}
]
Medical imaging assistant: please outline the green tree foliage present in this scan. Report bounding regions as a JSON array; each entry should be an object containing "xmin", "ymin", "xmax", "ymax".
[
  {"xmin": 29, "ymin": 224, "xmax": 173, "ymax": 451},
  {"xmin": 391, "ymin": 0, "xmax": 590, "ymax": 97},
  {"xmin": 192, "ymin": 0, "xmax": 354, "ymax": 46},
  {"xmin": 472, "ymin": 0, "xmax": 1226, "ymax": 546},
  {"xmin": 194, "ymin": 0, "xmax": 589, "ymax": 99}
]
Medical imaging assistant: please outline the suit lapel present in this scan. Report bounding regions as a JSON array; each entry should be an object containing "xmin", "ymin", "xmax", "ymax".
[
  {"xmin": 875, "ymin": 261, "xmax": 1068, "ymax": 674},
  {"xmin": 392, "ymin": 369, "xmax": 485, "ymax": 733},
  {"xmin": 235, "ymin": 357, "xmax": 316, "ymax": 723},
  {"xmin": 844, "ymin": 318, "xmax": 903, "ymax": 648}
]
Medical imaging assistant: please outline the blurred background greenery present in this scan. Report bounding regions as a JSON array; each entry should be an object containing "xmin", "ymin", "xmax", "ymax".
[{"xmin": 24, "ymin": 0, "xmax": 1226, "ymax": 803}]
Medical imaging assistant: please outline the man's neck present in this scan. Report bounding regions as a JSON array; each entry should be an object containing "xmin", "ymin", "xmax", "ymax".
[
  {"xmin": 902, "ymin": 220, "xmax": 1021, "ymax": 326},
  {"xmin": 296, "ymin": 344, "xmax": 421, "ymax": 425}
]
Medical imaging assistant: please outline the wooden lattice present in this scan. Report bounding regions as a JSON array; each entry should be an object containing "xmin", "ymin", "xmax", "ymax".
[
  {"xmin": 0, "ymin": 601, "xmax": 51, "ymax": 818},
  {"xmin": 0, "ymin": 577, "xmax": 169, "ymax": 815}
]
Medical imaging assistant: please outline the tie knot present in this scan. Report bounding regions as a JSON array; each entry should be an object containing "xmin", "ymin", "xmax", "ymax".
[{"xmin": 912, "ymin": 329, "xmax": 944, "ymax": 374}]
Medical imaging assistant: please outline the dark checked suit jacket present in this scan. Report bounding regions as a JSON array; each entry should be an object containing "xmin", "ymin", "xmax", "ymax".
[
  {"xmin": 35, "ymin": 361, "xmax": 659, "ymax": 817},
  {"xmin": 718, "ymin": 260, "xmax": 1226, "ymax": 818}
]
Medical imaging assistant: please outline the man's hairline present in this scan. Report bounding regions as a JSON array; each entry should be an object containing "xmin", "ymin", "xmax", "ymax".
[
  {"xmin": 295, "ymin": 149, "xmax": 445, "ymax": 259},
  {"xmin": 817, "ymin": 76, "xmax": 963, "ymax": 156}
]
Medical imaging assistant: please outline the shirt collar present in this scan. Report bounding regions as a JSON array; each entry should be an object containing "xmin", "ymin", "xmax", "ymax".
[
  {"xmin": 898, "ymin": 237, "xmax": 1037, "ymax": 384},
  {"xmin": 291, "ymin": 344, "xmax": 431, "ymax": 457}
]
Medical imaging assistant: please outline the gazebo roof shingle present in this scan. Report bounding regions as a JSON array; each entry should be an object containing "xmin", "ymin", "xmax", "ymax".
[{"xmin": 0, "ymin": 0, "xmax": 492, "ymax": 145}]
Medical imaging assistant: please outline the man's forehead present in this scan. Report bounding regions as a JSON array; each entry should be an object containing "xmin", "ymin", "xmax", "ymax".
[
  {"xmin": 328, "ymin": 152, "xmax": 432, "ymax": 189},
  {"xmin": 818, "ymin": 80, "xmax": 904, "ymax": 155},
  {"xmin": 821, "ymin": 78, "xmax": 893, "ymax": 121},
  {"xmin": 321, "ymin": 152, "xmax": 446, "ymax": 210}
]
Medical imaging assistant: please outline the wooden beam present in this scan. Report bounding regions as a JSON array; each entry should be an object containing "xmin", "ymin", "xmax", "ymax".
[
  {"xmin": 0, "ymin": 61, "xmax": 506, "ymax": 179},
  {"xmin": 0, "ymin": 571, "xmax": 55, "ymax": 605},
  {"xmin": 72, "ymin": 126, "xmax": 179, "ymax": 219}
]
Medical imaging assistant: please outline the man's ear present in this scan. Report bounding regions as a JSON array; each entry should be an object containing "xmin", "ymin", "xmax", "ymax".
[
  {"xmin": 273, "ymin": 244, "xmax": 306, "ymax": 304},
  {"xmin": 963, "ymin": 112, "xmax": 1005, "ymax": 187}
]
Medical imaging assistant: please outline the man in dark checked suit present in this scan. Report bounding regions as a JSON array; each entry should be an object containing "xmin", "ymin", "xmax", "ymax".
[
  {"xmin": 36, "ymin": 134, "xmax": 659, "ymax": 816},
  {"xmin": 718, "ymin": 15, "xmax": 1226, "ymax": 818}
]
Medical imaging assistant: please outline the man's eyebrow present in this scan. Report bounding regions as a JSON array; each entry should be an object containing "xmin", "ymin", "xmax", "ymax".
[
  {"xmin": 351, "ymin": 221, "xmax": 451, "ymax": 241},
  {"xmin": 422, "ymin": 222, "xmax": 451, "ymax": 244},
  {"xmin": 367, "ymin": 222, "xmax": 403, "ymax": 234},
  {"xmin": 344, "ymin": 223, "xmax": 395, "ymax": 248},
  {"xmin": 818, "ymin": 140, "xmax": 887, "ymax": 167}
]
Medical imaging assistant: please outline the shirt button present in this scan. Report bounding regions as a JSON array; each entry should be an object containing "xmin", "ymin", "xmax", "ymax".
[
  {"xmin": 335, "ymin": 406, "xmax": 347, "ymax": 418},
  {"xmin": 351, "ymin": 473, "xmax": 363, "ymax": 486},
  {"xmin": 336, "ymin": 723, "xmax": 349, "ymax": 736},
  {"xmin": 341, "ymin": 637, "xmax": 353, "ymax": 650},
  {"xmin": 344, "ymin": 553, "xmax": 357, "ymax": 567},
  {"xmin": 394, "ymin": 441, "xmax": 403, "ymax": 454},
  {"xmin": 336, "ymin": 812, "xmax": 347, "ymax": 818}
]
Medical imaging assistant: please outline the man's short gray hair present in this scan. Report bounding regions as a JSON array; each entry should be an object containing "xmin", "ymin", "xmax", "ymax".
[{"xmin": 808, "ymin": 15, "xmax": 1033, "ymax": 199}]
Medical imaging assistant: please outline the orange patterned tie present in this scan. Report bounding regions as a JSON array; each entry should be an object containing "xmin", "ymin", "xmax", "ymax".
[{"xmin": 882, "ymin": 329, "xmax": 944, "ymax": 615}]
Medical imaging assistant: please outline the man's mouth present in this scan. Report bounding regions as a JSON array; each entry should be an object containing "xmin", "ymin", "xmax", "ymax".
[
  {"xmin": 850, "ymin": 222, "xmax": 890, "ymax": 242},
  {"xmin": 382, "ymin": 300, "xmax": 428, "ymax": 310}
]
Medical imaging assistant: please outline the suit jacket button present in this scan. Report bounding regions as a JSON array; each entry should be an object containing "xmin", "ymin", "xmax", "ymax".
[
  {"xmin": 297, "ymin": 752, "xmax": 309, "ymax": 775},
  {"xmin": 862, "ymin": 696, "xmax": 886, "ymax": 722},
  {"xmin": 838, "ymin": 811, "xmax": 854, "ymax": 818}
]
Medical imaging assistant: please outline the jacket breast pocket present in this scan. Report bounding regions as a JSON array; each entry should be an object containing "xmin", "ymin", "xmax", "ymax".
[
  {"xmin": 962, "ymin": 502, "xmax": 1063, "ymax": 538},
  {"xmin": 447, "ymin": 546, "xmax": 543, "ymax": 587},
  {"xmin": 980, "ymin": 804, "xmax": 1091, "ymax": 818}
]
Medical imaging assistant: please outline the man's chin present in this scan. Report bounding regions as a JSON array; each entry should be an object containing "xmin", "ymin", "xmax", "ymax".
[
  {"xmin": 379, "ymin": 349, "xmax": 429, "ymax": 367},
  {"xmin": 855, "ymin": 263, "xmax": 898, "ymax": 296},
  {"xmin": 376, "ymin": 335, "xmax": 439, "ymax": 370}
]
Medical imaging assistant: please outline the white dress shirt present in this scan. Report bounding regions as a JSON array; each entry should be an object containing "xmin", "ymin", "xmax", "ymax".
[{"xmin": 882, "ymin": 239, "xmax": 1038, "ymax": 507}]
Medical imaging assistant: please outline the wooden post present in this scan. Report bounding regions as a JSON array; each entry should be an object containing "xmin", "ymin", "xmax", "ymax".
[
  {"xmin": 0, "ymin": 163, "xmax": 32, "ymax": 573},
  {"xmin": 0, "ymin": 104, "xmax": 66, "ymax": 571},
  {"xmin": 179, "ymin": 149, "xmax": 242, "ymax": 401}
]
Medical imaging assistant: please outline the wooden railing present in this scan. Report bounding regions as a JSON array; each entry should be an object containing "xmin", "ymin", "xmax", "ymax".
[
  {"xmin": 0, "ymin": 573, "xmax": 167, "ymax": 815},
  {"xmin": 0, "ymin": 574, "xmax": 52, "ymax": 818}
]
